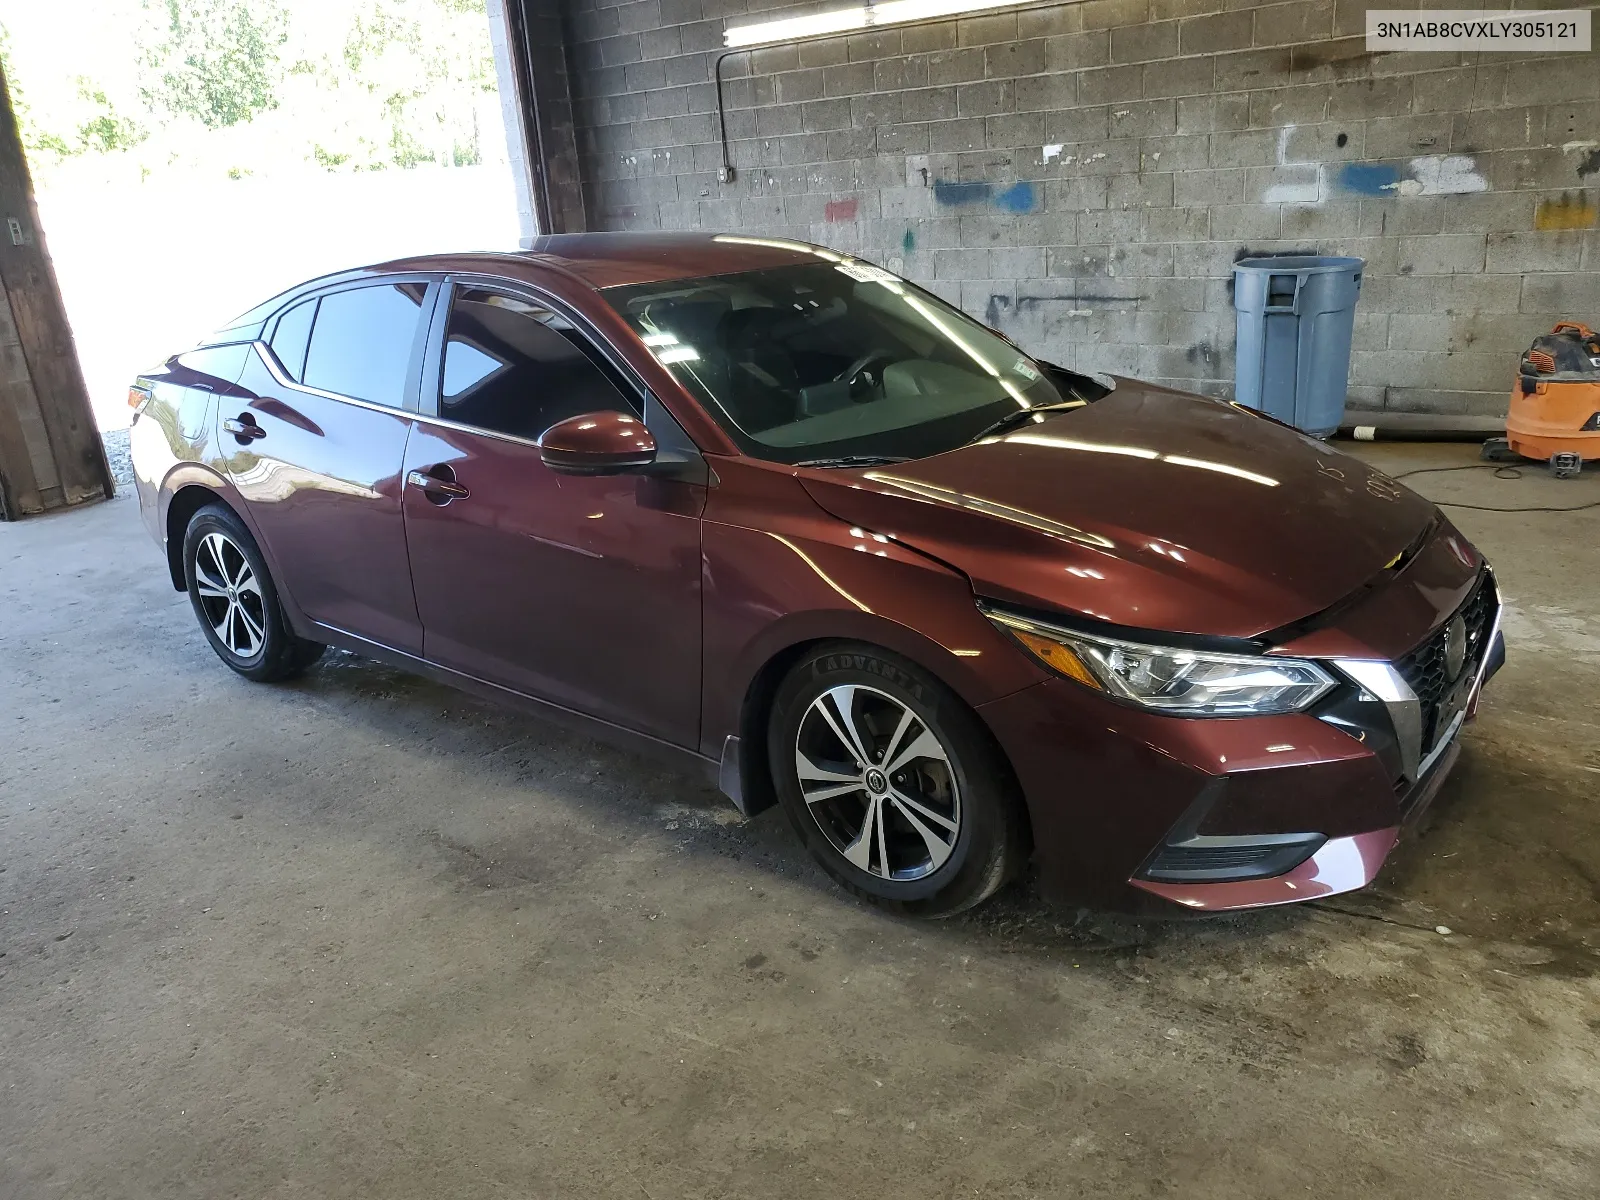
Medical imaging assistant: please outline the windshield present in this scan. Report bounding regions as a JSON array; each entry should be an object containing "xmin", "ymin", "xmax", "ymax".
[{"xmin": 602, "ymin": 256, "xmax": 1088, "ymax": 464}]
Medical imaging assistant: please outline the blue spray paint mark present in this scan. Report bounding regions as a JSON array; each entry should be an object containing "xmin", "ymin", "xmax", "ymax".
[
  {"xmin": 933, "ymin": 180, "xmax": 991, "ymax": 206},
  {"xmin": 993, "ymin": 181, "xmax": 1036, "ymax": 213},
  {"xmin": 1339, "ymin": 162, "xmax": 1402, "ymax": 196}
]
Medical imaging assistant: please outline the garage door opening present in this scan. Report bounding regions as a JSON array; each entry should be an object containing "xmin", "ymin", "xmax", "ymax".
[{"xmin": 1, "ymin": 0, "xmax": 529, "ymax": 435}]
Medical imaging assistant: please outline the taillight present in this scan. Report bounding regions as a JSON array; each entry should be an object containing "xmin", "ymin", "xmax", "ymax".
[{"xmin": 128, "ymin": 386, "xmax": 152, "ymax": 414}]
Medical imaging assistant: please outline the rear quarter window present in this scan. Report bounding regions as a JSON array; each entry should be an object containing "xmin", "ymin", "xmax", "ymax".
[{"xmin": 268, "ymin": 299, "xmax": 317, "ymax": 381}]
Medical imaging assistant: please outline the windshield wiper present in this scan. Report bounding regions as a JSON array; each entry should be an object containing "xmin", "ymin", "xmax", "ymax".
[
  {"xmin": 968, "ymin": 398, "xmax": 1086, "ymax": 444},
  {"xmin": 793, "ymin": 454, "xmax": 910, "ymax": 469}
]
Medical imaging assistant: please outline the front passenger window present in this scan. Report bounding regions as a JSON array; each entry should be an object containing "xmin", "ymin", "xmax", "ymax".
[{"xmin": 440, "ymin": 289, "xmax": 638, "ymax": 441}]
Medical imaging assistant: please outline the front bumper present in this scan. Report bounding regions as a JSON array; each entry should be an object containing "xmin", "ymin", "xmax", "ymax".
[
  {"xmin": 1128, "ymin": 732, "xmax": 1464, "ymax": 911},
  {"xmin": 1132, "ymin": 827, "xmax": 1400, "ymax": 911},
  {"xmin": 976, "ymin": 581, "xmax": 1503, "ymax": 913}
]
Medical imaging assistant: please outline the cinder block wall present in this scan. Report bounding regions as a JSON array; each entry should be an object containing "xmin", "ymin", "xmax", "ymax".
[{"xmin": 565, "ymin": 0, "xmax": 1600, "ymax": 415}]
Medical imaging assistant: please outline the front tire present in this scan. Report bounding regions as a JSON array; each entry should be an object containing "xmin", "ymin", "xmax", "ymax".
[
  {"xmin": 768, "ymin": 643, "xmax": 1027, "ymax": 917},
  {"xmin": 182, "ymin": 504, "xmax": 324, "ymax": 681}
]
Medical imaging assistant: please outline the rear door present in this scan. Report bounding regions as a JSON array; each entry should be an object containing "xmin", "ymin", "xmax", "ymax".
[
  {"xmin": 401, "ymin": 281, "xmax": 705, "ymax": 747},
  {"xmin": 220, "ymin": 277, "xmax": 437, "ymax": 654}
]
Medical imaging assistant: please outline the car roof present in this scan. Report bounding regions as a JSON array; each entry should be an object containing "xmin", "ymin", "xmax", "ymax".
[
  {"xmin": 204, "ymin": 233, "xmax": 832, "ymax": 347},
  {"xmin": 377, "ymin": 232, "xmax": 827, "ymax": 290}
]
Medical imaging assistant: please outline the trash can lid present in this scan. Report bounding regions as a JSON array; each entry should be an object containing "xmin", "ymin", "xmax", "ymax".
[{"xmin": 1234, "ymin": 255, "xmax": 1365, "ymax": 274}]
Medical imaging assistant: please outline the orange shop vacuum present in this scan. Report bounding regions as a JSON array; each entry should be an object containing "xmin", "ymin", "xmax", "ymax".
[{"xmin": 1483, "ymin": 321, "xmax": 1600, "ymax": 479}]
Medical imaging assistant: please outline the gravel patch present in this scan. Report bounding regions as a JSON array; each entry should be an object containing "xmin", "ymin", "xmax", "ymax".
[{"xmin": 101, "ymin": 428, "xmax": 134, "ymax": 487}]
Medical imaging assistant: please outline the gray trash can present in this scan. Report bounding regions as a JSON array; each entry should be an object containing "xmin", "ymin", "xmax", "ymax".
[{"xmin": 1233, "ymin": 255, "xmax": 1364, "ymax": 438}]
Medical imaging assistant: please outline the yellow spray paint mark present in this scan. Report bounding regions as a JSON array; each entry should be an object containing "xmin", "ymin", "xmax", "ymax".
[{"xmin": 1535, "ymin": 191, "xmax": 1598, "ymax": 231}]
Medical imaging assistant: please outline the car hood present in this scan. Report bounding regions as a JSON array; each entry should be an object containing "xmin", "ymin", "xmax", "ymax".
[{"xmin": 797, "ymin": 380, "xmax": 1438, "ymax": 640}]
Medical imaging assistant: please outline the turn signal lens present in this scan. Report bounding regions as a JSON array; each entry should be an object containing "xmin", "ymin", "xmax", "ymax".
[
  {"xmin": 128, "ymin": 386, "xmax": 151, "ymax": 412},
  {"xmin": 1012, "ymin": 629, "xmax": 1101, "ymax": 690}
]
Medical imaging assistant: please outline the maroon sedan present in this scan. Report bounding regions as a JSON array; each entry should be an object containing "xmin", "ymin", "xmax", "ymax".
[{"xmin": 130, "ymin": 233, "xmax": 1503, "ymax": 917}]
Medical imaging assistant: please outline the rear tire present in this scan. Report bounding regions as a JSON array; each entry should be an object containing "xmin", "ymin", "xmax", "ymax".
[
  {"xmin": 768, "ymin": 642, "xmax": 1027, "ymax": 918},
  {"xmin": 182, "ymin": 504, "xmax": 324, "ymax": 682}
]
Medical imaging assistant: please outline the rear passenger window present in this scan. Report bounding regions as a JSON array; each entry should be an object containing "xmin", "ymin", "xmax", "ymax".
[
  {"xmin": 302, "ymin": 283, "xmax": 427, "ymax": 408},
  {"xmin": 440, "ymin": 289, "xmax": 638, "ymax": 440},
  {"xmin": 269, "ymin": 298, "xmax": 316, "ymax": 381}
]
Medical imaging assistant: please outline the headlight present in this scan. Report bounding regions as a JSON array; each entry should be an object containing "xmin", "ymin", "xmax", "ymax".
[{"xmin": 985, "ymin": 609, "xmax": 1335, "ymax": 716}]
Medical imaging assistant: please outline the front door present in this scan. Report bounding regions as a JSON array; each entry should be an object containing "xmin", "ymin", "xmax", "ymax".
[
  {"xmin": 401, "ymin": 285, "xmax": 704, "ymax": 748},
  {"xmin": 220, "ymin": 279, "xmax": 434, "ymax": 654}
]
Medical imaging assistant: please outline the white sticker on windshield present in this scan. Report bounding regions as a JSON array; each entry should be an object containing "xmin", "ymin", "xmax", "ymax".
[
  {"xmin": 1011, "ymin": 357, "xmax": 1040, "ymax": 382},
  {"xmin": 835, "ymin": 260, "xmax": 900, "ymax": 286}
]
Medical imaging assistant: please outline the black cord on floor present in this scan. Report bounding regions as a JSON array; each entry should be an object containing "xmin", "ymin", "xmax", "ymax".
[
  {"xmin": 1384, "ymin": 462, "xmax": 1600, "ymax": 513},
  {"xmin": 1436, "ymin": 499, "xmax": 1600, "ymax": 512},
  {"xmin": 1388, "ymin": 464, "xmax": 1524, "ymax": 481}
]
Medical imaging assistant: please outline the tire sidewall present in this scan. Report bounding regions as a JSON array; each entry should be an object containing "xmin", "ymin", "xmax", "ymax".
[
  {"xmin": 769, "ymin": 643, "xmax": 1016, "ymax": 914},
  {"xmin": 182, "ymin": 506, "xmax": 290, "ymax": 680}
]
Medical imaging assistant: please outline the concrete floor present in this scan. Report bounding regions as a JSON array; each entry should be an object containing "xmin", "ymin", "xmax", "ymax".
[{"xmin": 2, "ymin": 442, "xmax": 1597, "ymax": 1199}]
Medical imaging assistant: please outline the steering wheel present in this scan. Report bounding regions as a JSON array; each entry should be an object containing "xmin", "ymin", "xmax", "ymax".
[{"xmin": 833, "ymin": 350, "xmax": 896, "ymax": 399}]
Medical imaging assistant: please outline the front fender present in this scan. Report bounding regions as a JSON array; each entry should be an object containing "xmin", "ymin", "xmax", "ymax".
[{"xmin": 699, "ymin": 505, "xmax": 1047, "ymax": 761}]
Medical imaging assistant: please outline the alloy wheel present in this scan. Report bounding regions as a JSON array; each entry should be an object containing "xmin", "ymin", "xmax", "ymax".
[
  {"xmin": 193, "ymin": 531, "xmax": 266, "ymax": 659},
  {"xmin": 793, "ymin": 684, "xmax": 961, "ymax": 881}
]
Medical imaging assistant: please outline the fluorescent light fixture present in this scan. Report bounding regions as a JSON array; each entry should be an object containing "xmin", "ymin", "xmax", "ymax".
[
  {"xmin": 641, "ymin": 331, "xmax": 679, "ymax": 347},
  {"xmin": 656, "ymin": 345, "xmax": 701, "ymax": 364},
  {"xmin": 725, "ymin": 7, "xmax": 865, "ymax": 46},
  {"xmin": 725, "ymin": 0, "xmax": 1033, "ymax": 48}
]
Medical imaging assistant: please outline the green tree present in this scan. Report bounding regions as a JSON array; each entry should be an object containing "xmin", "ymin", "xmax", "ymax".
[
  {"xmin": 1, "ymin": 25, "xmax": 60, "ymax": 157},
  {"xmin": 3, "ymin": 22, "xmax": 142, "ymax": 161},
  {"xmin": 75, "ymin": 85, "xmax": 144, "ymax": 153},
  {"xmin": 142, "ymin": 0, "xmax": 288, "ymax": 129},
  {"xmin": 5, "ymin": 1, "xmax": 499, "ymax": 182}
]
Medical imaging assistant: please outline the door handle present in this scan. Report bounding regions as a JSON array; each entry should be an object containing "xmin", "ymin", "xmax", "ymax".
[
  {"xmin": 407, "ymin": 468, "xmax": 469, "ymax": 501},
  {"xmin": 223, "ymin": 416, "xmax": 265, "ymax": 441}
]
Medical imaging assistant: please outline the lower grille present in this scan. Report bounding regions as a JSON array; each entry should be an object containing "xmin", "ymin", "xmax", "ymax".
[
  {"xmin": 1142, "ymin": 836, "xmax": 1324, "ymax": 883},
  {"xmin": 1395, "ymin": 573, "xmax": 1498, "ymax": 751}
]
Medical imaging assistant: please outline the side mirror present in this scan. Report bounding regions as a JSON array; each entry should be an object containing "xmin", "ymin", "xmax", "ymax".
[{"xmin": 539, "ymin": 411, "xmax": 657, "ymax": 476}]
